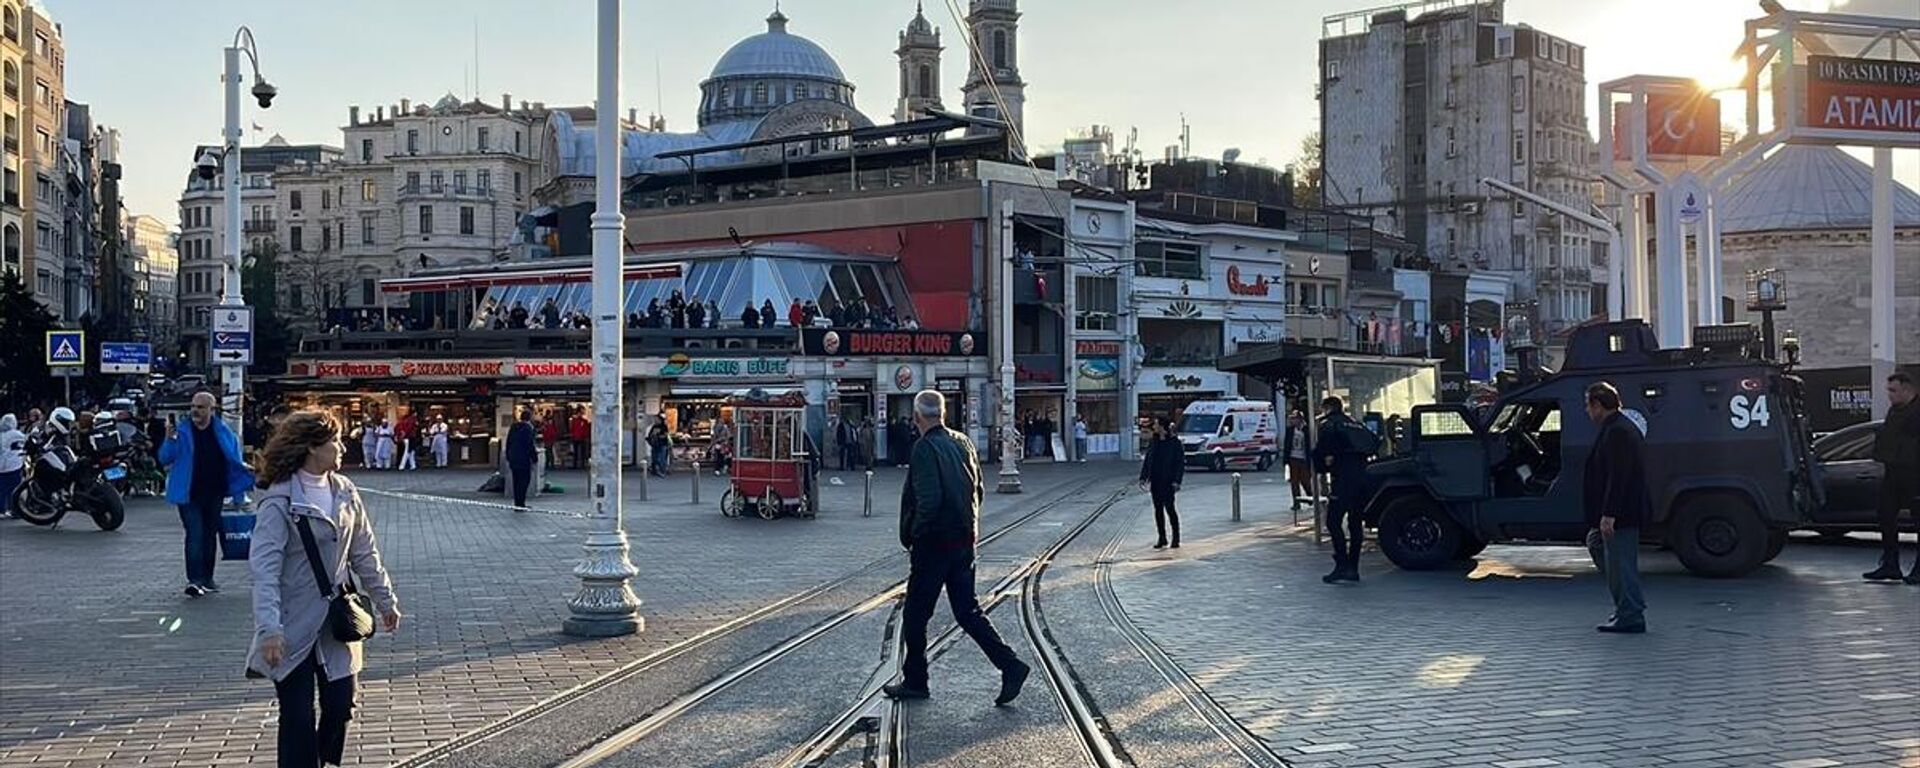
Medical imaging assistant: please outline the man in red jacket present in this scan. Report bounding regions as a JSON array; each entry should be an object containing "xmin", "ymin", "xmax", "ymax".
[
  {"xmin": 540, "ymin": 412, "xmax": 561, "ymax": 468},
  {"xmin": 569, "ymin": 409, "xmax": 591, "ymax": 470}
]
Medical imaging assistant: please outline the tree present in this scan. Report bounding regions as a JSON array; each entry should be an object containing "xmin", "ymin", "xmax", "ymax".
[
  {"xmin": 1287, "ymin": 131, "xmax": 1323, "ymax": 208},
  {"xmin": 240, "ymin": 243, "xmax": 298, "ymax": 376},
  {"xmin": 276, "ymin": 244, "xmax": 351, "ymax": 332},
  {"xmin": 0, "ymin": 272, "xmax": 60, "ymax": 412}
]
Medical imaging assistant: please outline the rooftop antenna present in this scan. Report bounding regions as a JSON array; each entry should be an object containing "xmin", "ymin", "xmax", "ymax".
[
  {"xmin": 655, "ymin": 54, "xmax": 664, "ymax": 124},
  {"xmin": 472, "ymin": 17, "xmax": 480, "ymax": 101}
]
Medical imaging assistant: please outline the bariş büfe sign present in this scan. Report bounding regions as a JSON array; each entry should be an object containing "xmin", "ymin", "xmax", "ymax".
[{"xmin": 1806, "ymin": 55, "xmax": 1920, "ymax": 135}]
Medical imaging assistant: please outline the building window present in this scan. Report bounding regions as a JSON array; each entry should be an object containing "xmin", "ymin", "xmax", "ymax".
[
  {"xmin": 289, "ymin": 191, "xmax": 302, "ymax": 211},
  {"xmin": 514, "ymin": 130, "xmax": 522, "ymax": 153},
  {"xmin": 1495, "ymin": 31, "xmax": 1514, "ymax": 58},
  {"xmin": 753, "ymin": 82, "xmax": 768, "ymax": 104},
  {"xmin": 362, "ymin": 278, "xmax": 376, "ymax": 306},
  {"xmin": 453, "ymin": 170, "xmax": 466, "ymax": 193},
  {"xmin": 2, "ymin": 8, "xmax": 14, "ymax": 42},
  {"xmin": 720, "ymin": 85, "xmax": 732, "ymax": 107},
  {"xmin": 361, "ymin": 179, "xmax": 377, "ymax": 202},
  {"xmin": 361, "ymin": 213, "xmax": 377, "ymax": 244},
  {"xmin": 1551, "ymin": 39, "xmax": 1568, "ymax": 64},
  {"xmin": 1074, "ymin": 275, "xmax": 1118, "ymax": 331},
  {"xmin": 34, "ymin": 80, "xmax": 48, "ymax": 106},
  {"xmin": 321, "ymin": 189, "xmax": 331, "ymax": 210},
  {"xmin": 793, "ymin": 83, "xmax": 806, "ymax": 102},
  {"xmin": 406, "ymin": 129, "xmax": 419, "ymax": 154},
  {"xmin": 289, "ymin": 285, "xmax": 305, "ymax": 311},
  {"xmin": 1513, "ymin": 132, "xmax": 1525, "ymax": 163},
  {"xmin": 1135, "ymin": 240, "xmax": 1204, "ymax": 279},
  {"xmin": 418, "ymin": 205, "xmax": 433, "ymax": 234},
  {"xmin": 992, "ymin": 29, "xmax": 1007, "ymax": 69},
  {"xmin": 35, "ymin": 128, "xmax": 49, "ymax": 156},
  {"xmin": 321, "ymin": 225, "xmax": 332, "ymax": 252},
  {"xmin": 477, "ymin": 127, "xmax": 489, "ymax": 151},
  {"xmin": 251, "ymin": 174, "xmax": 266, "ymax": 188},
  {"xmin": 1446, "ymin": 127, "xmax": 1457, "ymax": 158},
  {"xmin": 1326, "ymin": 59, "xmax": 1341, "ymax": 81},
  {"xmin": 360, "ymin": 138, "xmax": 374, "ymax": 162},
  {"xmin": 1512, "ymin": 75, "xmax": 1526, "ymax": 111},
  {"xmin": 1512, "ymin": 234, "xmax": 1528, "ymax": 269},
  {"xmin": 288, "ymin": 226, "xmax": 302, "ymax": 252},
  {"xmin": 476, "ymin": 169, "xmax": 490, "ymax": 191},
  {"xmin": 513, "ymin": 171, "xmax": 522, "ymax": 195},
  {"xmin": 917, "ymin": 65, "xmax": 932, "ymax": 97},
  {"xmin": 430, "ymin": 171, "xmax": 443, "ymax": 192},
  {"xmin": 33, "ymin": 32, "xmax": 45, "ymax": 58},
  {"xmin": 458, "ymin": 206, "xmax": 475, "ymax": 235}
]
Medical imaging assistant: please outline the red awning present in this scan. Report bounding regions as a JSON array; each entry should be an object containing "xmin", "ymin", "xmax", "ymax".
[{"xmin": 380, "ymin": 263, "xmax": 685, "ymax": 293}]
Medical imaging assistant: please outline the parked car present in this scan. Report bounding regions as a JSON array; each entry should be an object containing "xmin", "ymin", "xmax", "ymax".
[
  {"xmin": 1807, "ymin": 420, "xmax": 1913, "ymax": 539},
  {"xmin": 168, "ymin": 374, "xmax": 206, "ymax": 394}
]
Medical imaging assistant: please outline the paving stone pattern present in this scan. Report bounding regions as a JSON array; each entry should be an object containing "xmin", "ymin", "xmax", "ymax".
[
  {"xmin": 0, "ymin": 462, "xmax": 1103, "ymax": 768},
  {"xmin": 1110, "ymin": 476, "xmax": 1920, "ymax": 768}
]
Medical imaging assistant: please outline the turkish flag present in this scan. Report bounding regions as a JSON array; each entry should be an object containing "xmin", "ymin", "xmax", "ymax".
[{"xmin": 1613, "ymin": 92, "xmax": 1722, "ymax": 159}]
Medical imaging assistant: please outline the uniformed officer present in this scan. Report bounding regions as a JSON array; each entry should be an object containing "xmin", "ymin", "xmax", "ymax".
[{"xmin": 1312, "ymin": 396, "xmax": 1375, "ymax": 583}]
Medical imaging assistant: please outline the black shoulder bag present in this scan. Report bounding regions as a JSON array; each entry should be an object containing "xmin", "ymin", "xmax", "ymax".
[{"xmin": 294, "ymin": 515, "xmax": 377, "ymax": 643}]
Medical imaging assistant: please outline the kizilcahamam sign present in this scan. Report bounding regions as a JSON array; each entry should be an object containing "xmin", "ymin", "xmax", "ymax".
[{"xmin": 1806, "ymin": 55, "xmax": 1920, "ymax": 138}]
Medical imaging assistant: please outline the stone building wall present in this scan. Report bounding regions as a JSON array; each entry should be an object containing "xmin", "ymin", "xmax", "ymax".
[{"xmin": 1719, "ymin": 228, "xmax": 1920, "ymax": 370}]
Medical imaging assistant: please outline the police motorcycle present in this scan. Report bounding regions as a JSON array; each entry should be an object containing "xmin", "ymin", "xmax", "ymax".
[{"xmin": 8, "ymin": 408, "xmax": 128, "ymax": 531}]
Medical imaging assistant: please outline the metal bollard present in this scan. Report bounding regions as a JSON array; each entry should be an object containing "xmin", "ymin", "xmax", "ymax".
[
  {"xmin": 691, "ymin": 461, "xmax": 700, "ymax": 505},
  {"xmin": 637, "ymin": 459, "xmax": 650, "ymax": 501},
  {"xmin": 864, "ymin": 470, "xmax": 874, "ymax": 517},
  {"xmin": 1231, "ymin": 472, "xmax": 1242, "ymax": 522}
]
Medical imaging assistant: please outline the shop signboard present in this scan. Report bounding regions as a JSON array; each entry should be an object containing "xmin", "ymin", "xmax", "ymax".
[
  {"xmin": 296, "ymin": 359, "xmax": 596, "ymax": 382},
  {"xmin": 800, "ymin": 329, "xmax": 983, "ymax": 357},
  {"xmin": 658, "ymin": 353, "xmax": 791, "ymax": 378},
  {"xmin": 1075, "ymin": 339, "xmax": 1124, "ymax": 357},
  {"xmin": 515, "ymin": 360, "xmax": 594, "ymax": 379},
  {"xmin": 1136, "ymin": 367, "xmax": 1234, "ymax": 394},
  {"xmin": 1075, "ymin": 357, "xmax": 1119, "ymax": 391},
  {"xmin": 99, "ymin": 342, "xmax": 153, "ymax": 375}
]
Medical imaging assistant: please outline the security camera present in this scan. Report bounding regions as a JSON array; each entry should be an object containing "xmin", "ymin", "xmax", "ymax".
[
  {"xmin": 251, "ymin": 77, "xmax": 277, "ymax": 109},
  {"xmin": 195, "ymin": 152, "xmax": 220, "ymax": 180}
]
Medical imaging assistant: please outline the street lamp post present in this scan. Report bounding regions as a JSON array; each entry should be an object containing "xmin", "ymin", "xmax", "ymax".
[
  {"xmin": 218, "ymin": 27, "xmax": 275, "ymax": 437},
  {"xmin": 996, "ymin": 199, "xmax": 1021, "ymax": 494},
  {"xmin": 563, "ymin": 0, "xmax": 643, "ymax": 638}
]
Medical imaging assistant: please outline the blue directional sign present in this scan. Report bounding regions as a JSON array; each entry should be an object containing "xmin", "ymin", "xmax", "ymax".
[
  {"xmin": 100, "ymin": 342, "xmax": 154, "ymax": 375},
  {"xmin": 45, "ymin": 330, "xmax": 85, "ymax": 367},
  {"xmin": 211, "ymin": 331, "xmax": 254, "ymax": 365}
]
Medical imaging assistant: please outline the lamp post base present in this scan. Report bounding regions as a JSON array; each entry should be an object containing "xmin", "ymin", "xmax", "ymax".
[
  {"xmin": 563, "ymin": 532, "xmax": 643, "ymax": 638},
  {"xmin": 996, "ymin": 463, "xmax": 1023, "ymax": 494}
]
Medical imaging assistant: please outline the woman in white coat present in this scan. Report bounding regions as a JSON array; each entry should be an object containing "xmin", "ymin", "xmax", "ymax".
[
  {"xmin": 373, "ymin": 418, "xmax": 396, "ymax": 470},
  {"xmin": 247, "ymin": 410, "xmax": 400, "ymax": 766}
]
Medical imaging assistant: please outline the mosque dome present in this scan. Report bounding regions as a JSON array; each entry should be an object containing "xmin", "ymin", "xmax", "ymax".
[
  {"xmin": 1719, "ymin": 145, "xmax": 1920, "ymax": 235},
  {"xmin": 709, "ymin": 10, "xmax": 848, "ymax": 83},
  {"xmin": 699, "ymin": 10, "xmax": 859, "ymax": 128}
]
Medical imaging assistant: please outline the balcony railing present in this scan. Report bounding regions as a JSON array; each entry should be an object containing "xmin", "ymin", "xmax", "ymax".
[
  {"xmin": 243, "ymin": 219, "xmax": 277, "ymax": 233},
  {"xmin": 398, "ymin": 184, "xmax": 496, "ymax": 201}
]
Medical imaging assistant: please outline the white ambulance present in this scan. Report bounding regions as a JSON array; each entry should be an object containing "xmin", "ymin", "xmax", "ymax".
[{"xmin": 1174, "ymin": 398, "xmax": 1280, "ymax": 472}]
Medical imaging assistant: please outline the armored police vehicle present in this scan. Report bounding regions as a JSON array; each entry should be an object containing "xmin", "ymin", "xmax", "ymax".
[{"xmin": 1364, "ymin": 321, "xmax": 1822, "ymax": 578}]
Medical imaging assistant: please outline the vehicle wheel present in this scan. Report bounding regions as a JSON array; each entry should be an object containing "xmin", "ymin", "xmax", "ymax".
[
  {"xmin": 1376, "ymin": 494, "xmax": 1461, "ymax": 571},
  {"xmin": 720, "ymin": 489, "xmax": 743, "ymax": 518},
  {"xmin": 82, "ymin": 482, "xmax": 125, "ymax": 532},
  {"xmin": 1668, "ymin": 493, "xmax": 1768, "ymax": 578},
  {"xmin": 1211, "ymin": 453, "xmax": 1226, "ymax": 473},
  {"xmin": 10, "ymin": 482, "xmax": 62, "ymax": 527},
  {"xmin": 1257, "ymin": 452, "xmax": 1275, "ymax": 472},
  {"xmin": 758, "ymin": 489, "xmax": 782, "ymax": 520},
  {"xmin": 1761, "ymin": 528, "xmax": 1788, "ymax": 563},
  {"xmin": 1455, "ymin": 534, "xmax": 1489, "ymax": 560}
]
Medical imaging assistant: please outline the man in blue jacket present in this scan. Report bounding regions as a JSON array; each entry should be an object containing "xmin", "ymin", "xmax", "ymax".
[{"xmin": 158, "ymin": 392, "xmax": 254, "ymax": 597}]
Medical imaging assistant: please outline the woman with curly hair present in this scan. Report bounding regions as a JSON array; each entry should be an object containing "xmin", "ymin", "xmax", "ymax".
[{"xmin": 245, "ymin": 410, "xmax": 401, "ymax": 767}]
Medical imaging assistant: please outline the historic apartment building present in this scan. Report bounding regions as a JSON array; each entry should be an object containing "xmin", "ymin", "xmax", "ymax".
[{"xmin": 1320, "ymin": 0, "xmax": 1596, "ymax": 333}]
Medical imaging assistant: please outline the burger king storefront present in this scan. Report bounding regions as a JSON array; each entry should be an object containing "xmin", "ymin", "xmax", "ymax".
[{"xmin": 282, "ymin": 330, "xmax": 988, "ymax": 469}]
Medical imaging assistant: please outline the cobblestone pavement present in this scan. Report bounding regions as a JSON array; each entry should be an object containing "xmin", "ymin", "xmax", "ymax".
[
  {"xmin": 1110, "ymin": 473, "xmax": 1920, "ymax": 768},
  {"xmin": 0, "ymin": 460, "xmax": 1117, "ymax": 768}
]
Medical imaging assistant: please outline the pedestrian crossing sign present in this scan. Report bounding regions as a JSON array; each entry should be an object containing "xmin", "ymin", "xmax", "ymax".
[{"xmin": 45, "ymin": 330, "xmax": 85, "ymax": 367}]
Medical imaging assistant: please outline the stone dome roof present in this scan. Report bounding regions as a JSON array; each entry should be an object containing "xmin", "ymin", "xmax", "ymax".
[
  {"xmin": 1719, "ymin": 145, "xmax": 1920, "ymax": 235},
  {"xmin": 708, "ymin": 10, "xmax": 848, "ymax": 84}
]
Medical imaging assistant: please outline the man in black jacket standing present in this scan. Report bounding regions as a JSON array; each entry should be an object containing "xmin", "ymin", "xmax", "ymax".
[
  {"xmin": 1582, "ymin": 382, "xmax": 1651, "ymax": 633},
  {"xmin": 1863, "ymin": 371, "xmax": 1920, "ymax": 584},
  {"xmin": 883, "ymin": 390, "xmax": 1030, "ymax": 705},
  {"xmin": 1139, "ymin": 416, "xmax": 1184, "ymax": 549},
  {"xmin": 1312, "ymin": 397, "xmax": 1375, "ymax": 584}
]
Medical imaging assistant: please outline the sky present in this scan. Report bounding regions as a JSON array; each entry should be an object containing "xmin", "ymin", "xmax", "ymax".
[{"xmin": 40, "ymin": 0, "xmax": 1920, "ymax": 224}]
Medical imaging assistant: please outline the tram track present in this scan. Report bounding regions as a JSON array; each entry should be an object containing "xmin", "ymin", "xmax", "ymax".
[
  {"xmin": 479, "ymin": 476, "xmax": 1106, "ymax": 768},
  {"xmin": 397, "ymin": 475, "xmax": 1105, "ymax": 768},
  {"xmin": 784, "ymin": 484, "xmax": 1132, "ymax": 768}
]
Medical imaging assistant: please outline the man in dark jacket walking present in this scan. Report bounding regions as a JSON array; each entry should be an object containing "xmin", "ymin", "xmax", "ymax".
[
  {"xmin": 1864, "ymin": 371, "xmax": 1920, "ymax": 584},
  {"xmin": 1312, "ymin": 396, "xmax": 1376, "ymax": 583},
  {"xmin": 1583, "ymin": 382, "xmax": 1651, "ymax": 633},
  {"xmin": 1139, "ymin": 416, "xmax": 1184, "ymax": 549},
  {"xmin": 883, "ymin": 390, "xmax": 1030, "ymax": 705},
  {"xmin": 505, "ymin": 409, "xmax": 538, "ymax": 509}
]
